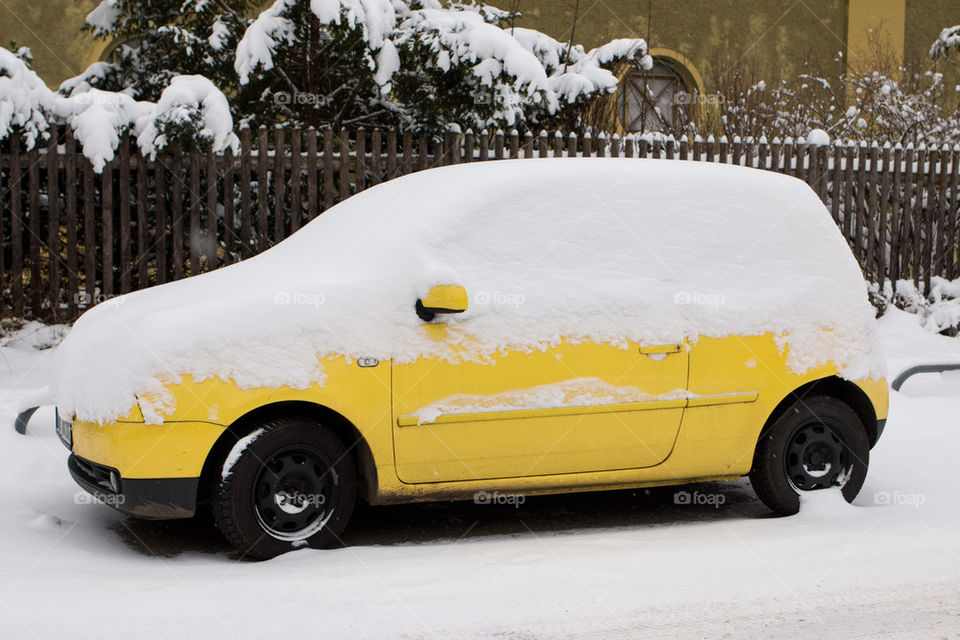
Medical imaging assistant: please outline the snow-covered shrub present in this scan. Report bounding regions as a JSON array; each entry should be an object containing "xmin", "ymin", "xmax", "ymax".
[
  {"xmin": 0, "ymin": 47, "xmax": 53, "ymax": 148},
  {"xmin": 77, "ymin": 0, "xmax": 251, "ymax": 102},
  {"xmin": 233, "ymin": 0, "xmax": 649, "ymax": 133},
  {"xmin": 698, "ymin": 39, "xmax": 960, "ymax": 147},
  {"xmin": 0, "ymin": 46, "xmax": 239, "ymax": 172},
  {"xmin": 879, "ymin": 278, "xmax": 960, "ymax": 335},
  {"xmin": 930, "ymin": 25, "xmax": 960, "ymax": 59},
  {"xmin": 234, "ymin": 0, "xmax": 400, "ymax": 129},
  {"xmin": 136, "ymin": 76, "xmax": 240, "ymax": 157}
]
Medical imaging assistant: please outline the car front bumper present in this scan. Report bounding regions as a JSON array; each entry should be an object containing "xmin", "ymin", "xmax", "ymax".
[{"xmin": 68, "ymin": 454, "xmax": 199, "ymax": 519}]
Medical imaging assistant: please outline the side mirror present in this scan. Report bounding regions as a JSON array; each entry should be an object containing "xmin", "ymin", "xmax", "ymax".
[{"xmin": 416, "ymin": 285, "xmax": 468, "ymax": 322}]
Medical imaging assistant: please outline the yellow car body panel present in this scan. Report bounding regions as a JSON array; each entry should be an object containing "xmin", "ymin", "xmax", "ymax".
[
  {"xmin": 392, "ymin": 326, "xmax": 688, "ymax": 483},
  {"xmin": 70, "ymin": 327, "xmax": 888, "ymax": 508}
]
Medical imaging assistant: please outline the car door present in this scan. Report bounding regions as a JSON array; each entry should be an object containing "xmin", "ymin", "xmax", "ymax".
[{"xmin": 392, "ymin": 322, "xmax": 688, "ymax": 484}]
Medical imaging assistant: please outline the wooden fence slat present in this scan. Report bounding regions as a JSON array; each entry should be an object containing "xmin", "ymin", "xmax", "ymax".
[
  {"xmin": 402, "ymin": 131, "xmax": 414, "ymax": 173},
  {"xmin": 290, "ymin": 129, "xmax": 302, "ymax": 231},
  {"xmin": 47, "ymin": 129, "xmax": 60, "ymax": 316},
  {"xmin": 239, "ymin": 128, "xmax": 252, "ymax": 259},
  {"xmin": 829, "ymin": 144, "xmax": 843, "ymax": 225},
  {"xmin": 913, "ymin": 148, "xmax": 926, "ymax": 283},
  {"xmin": 10, "ymin": 132, "xmax": 23, "ymax": 316},
  {"xmin": 842, "ymin": 144, "xmax": 856, "ymax": 240},
  {"xmin": 223, "ymin": 146, "xmax": 235, "ymax": 265},
  {"xmin": 155, "ymin": 155, "xmax": 168, "ymax": 284},
  {"xmin": 387, "ymin": 129, "xmax": 399, "ymax": 174},
  {"xmin": 118, "ymin": 134, "xmax": 131, "ymax": 294},
  {"xmin": 189, "ymin": 150, "xmax": 201, "ymax": 274},
  {"xmin": 101, "ymin": 155, "xmax": 115, "ymax": 295},
  {"xmin": 853, "ymin": 144, "xmax": 868, "ymax": 263},
  {"xmin": 900, "ymin": 146, "xmax": 915, "ymax": 280},
  {"xmin": 355, "ymin": 127, "xmax": 367, "ymax": 191},
  {"xmin": 320, "ymin": 128, "xmax": 332, "ymax": 214},
  {"xmin": 274, "ymin": 127, "xmax": 287, "ymax": 244},
  {"xmin": 340, "ymin": 128, "xmax": 351, "ymax": 201},
  {"xmin": 65, "ymin": 131, "xmax": 78, "ymax": 317},
  {"xmin": 370, "ymin": 129, "xmax": 382, "ymax": 184},
  {"xmin": 170, "ymin": 145, "xmax": 184, "ymax": 281},
  {"xmin": 257, "ymin": 127, "xmax": 270, "ymax": 252},
  {"xmin": 935, "ymin": 147, "xmax": 950, "ymax": 280},
  {"xmin": 866, "ymin": 144, "xmax": 880, "ymax": 282},
  {"xmin": 27, "ymin": 144, "xmax": 42, "ymax": 313},
  {"xmin": 136, "ymin": 148, "xmax": 149, "ymax": 288},
  {"xmin": 463, "ymin": 130, "xmax": 474, "ymax": 163},
  {"xmin": 494, "ymin": 130, "xmax": 505, "ymax": 160},
  {"xmin": 889, "ymin": 146, "xmax": 904, "ymax": 284},
  {"xmin": 949, "ymin": 148, "xmax": 960, "ymax": 279},
  {"xmin": 206, "ymin": 148, "xmax": 219, "ymax": 269},
  {"xmin": 419, "ymin": 134, "xmax": 429, "ymax": 170},
  {"xmin": 876, "ymin": 145, "xmax": 892, "ymax": 288},
  {"xmin": 925, "ymin": 149, "xmax": 939, "ymax": 291}
]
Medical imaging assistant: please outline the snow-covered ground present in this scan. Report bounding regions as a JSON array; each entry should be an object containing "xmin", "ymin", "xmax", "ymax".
[{"xmin": 1, "ymin": 308, "xmax": 959, "ymax": 639}]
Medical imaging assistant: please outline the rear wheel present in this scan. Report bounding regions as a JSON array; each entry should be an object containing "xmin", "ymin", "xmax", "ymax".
[
  {"xmin": 749, "ymin": 396, "xmax": 869, "ymax": 515},
  {"xmin": 212, "ymin": 416, "xmax": 357, "ymax": 559}
]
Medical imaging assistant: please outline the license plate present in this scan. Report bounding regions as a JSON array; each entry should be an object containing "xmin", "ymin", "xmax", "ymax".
[{"xmin": 55, "ymin": 409, "xmax": 73, "ymax": 450}]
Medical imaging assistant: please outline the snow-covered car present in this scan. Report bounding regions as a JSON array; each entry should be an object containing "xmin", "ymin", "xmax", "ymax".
[{"xmin": 54, "ymin": 158, "xmax": 888, "ymax": 558}]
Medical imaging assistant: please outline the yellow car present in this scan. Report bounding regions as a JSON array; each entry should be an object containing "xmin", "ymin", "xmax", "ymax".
[{"xmin": 55, "ymin": 159, "xmax": 887, "ymax": 559}]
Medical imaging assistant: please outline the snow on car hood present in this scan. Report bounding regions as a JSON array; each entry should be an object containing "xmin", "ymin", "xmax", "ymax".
[{"xmin": 54, "ymin": 158, "xmax": 885, "ymax": 424}]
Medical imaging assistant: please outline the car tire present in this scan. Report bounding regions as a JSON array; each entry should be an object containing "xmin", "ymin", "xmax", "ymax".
[
  {"xmin": 212, "ymin": 416, "xmax": 357, "ymax": 559},
  {"xmin": 749, "ymin": 395, "xmax": 869, "ymax": 516}
]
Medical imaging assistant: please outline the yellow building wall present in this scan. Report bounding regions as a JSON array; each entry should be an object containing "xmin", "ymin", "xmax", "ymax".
[
  {"xmin": 0, "ymin": 0, "xmax": 104, "ymax": 88},
  {"xmin": 847, "ymin": 0, "xmax": 905, "ymax": 67}
]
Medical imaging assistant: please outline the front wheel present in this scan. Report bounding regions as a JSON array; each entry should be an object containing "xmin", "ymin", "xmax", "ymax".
[
  {"xmin": 749, "ymin": 396, "xmax": 869, "ymax": 515},
  {"xmin": 212, "ymin": 417, "xmax": 357, "ymax": 559}
]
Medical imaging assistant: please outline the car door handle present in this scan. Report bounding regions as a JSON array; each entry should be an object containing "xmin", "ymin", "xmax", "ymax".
[{"xmin": 639, "ymin": 344, "xmax": 683, "ymax": 355}]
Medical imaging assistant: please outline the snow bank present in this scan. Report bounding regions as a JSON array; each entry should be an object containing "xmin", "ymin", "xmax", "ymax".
[
  {"xmin": 54, "ymin": 159, "xmax": 884, "ymax": 424},
  {"xmin": 0, "ymin": 47, "xmax": 238, "ymax": 172}
]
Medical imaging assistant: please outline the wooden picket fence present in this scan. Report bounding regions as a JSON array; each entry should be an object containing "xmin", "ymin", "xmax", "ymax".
[{"xmin": 1, "ymin": 124, "xmax": 958, "ymax": 321}]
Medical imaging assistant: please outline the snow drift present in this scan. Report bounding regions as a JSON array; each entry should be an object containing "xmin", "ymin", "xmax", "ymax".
[{"xmin": 54, "ymin": 159, "xmax": 885, "ymax": 424}]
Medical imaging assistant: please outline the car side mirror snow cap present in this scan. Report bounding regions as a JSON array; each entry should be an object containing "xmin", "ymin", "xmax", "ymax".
[{"xmin": 416, "ymin": 285, "xmax": 469, "ymax": 322}]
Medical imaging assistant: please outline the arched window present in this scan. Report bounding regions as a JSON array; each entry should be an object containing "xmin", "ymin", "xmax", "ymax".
[
  {"xmin": 617, "ymin": 58, "xmax": 692, "ymax": 133},
  {"xmin": 104, "ymin": 36, "xmax": 146, "ymax": 63}
]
